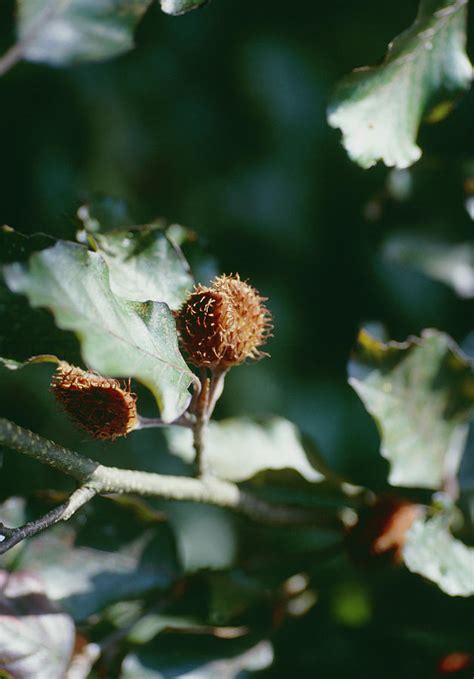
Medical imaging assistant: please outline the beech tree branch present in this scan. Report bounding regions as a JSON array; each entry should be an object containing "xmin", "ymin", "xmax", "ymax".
[{"xmin": 0, "ymin": 418, "xmax": 340, "ymax": 554}]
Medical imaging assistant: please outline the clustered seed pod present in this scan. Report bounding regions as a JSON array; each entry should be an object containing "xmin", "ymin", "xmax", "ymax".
[
  {"xmin": 51, "ymin": 362, "xmax": 138, "ymax": 440},
  {"xmin": 176, "ymin": 274, "xmax": 272, "ymax": 370},
  {"xmin": 345, "ymin": 496, "xmax": 422, "ymax": 567}
]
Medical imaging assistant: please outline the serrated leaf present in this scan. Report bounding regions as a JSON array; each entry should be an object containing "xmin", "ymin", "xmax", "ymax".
[
  {"xmin": 349, "ymin": 329, "xmax": 474, "ymax": 489},
  {"xmin": 92, "ymin": 224, "xmax": 194, "ymax": 309},
  {"xmin": 166, "ymin": 416, "xmax": 324, "ymax": 483},
  {"xmin": 160, "ymin": 0, "xmax": 209, "ymax": 16},
  {"xmin": 403, "ymin": 512, "xmax": 474, "ymax": 596},
  {"xmin": 328, "ymin": 0, "xmax": 473, "ymax": 169},
  {"xmin": 4, "ymin": 241, "xmax": 194, "ymax": 421},
  {"xmin": 16, "ymin": 0, "xmax": 153, "ymax": 66},
  {"xmin": 383, "ymin": 234, "xmax": 474, "ymax": 298},
  {"xmin": 0, "ymin": 570, "xmax": 75, "ymax": 679},
  {"xmin": 120, "ymin": 639, "xmax": 273, "ymax": 679}
]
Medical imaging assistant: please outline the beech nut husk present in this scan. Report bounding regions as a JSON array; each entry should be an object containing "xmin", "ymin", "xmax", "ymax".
[
  {"xmin": 176, "ymin": 274, "xmax": 272, "ymax": 370},
  {"xmin": 51, "ymin": 362, "xmax": 138, "ymax": 440}
]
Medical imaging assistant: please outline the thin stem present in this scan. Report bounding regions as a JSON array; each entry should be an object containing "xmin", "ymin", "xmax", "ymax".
[
  {"xmin": 0, "ymin": 417, "xmax": 97, "ymax": 481},
  {"xmin": 137, "ymin": 412, "xmax": 194, "ymax": 430},
  {"xmin": 0, "ymin": 4, "xmax": 58, "ymax": 78},
  {"xmin": 207, "ymin": 368, "xmax": 228, "ymax": 418},
  {"xmin": 0, "ymin": 417, "xmax": 342, "ymax": 554},
  {"xmin": 0, "ymin": 42, "xmax": 25, "ymax": 78},
  {"xmin": 0, "ymin": 484, "xmax": 97, "ymax": 555},
  {"xmin": 192, "ymin": 373, "xmax": 210, "ymax": 476}
]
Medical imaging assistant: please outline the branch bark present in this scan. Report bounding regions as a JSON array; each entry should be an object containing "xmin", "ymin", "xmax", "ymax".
[{"xmin": 0, "ymin": 417, "xmax": 340, "ymax": 554}]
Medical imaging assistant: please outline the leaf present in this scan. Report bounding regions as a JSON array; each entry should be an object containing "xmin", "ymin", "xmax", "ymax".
[
  {"xmin": 383, "ymin": 234, "xmax": 474, "ymax": 298},
  {"xmin": 0, "ymin": 570, "xmax": 75, "ymax": 679},
  {"xmin": 403, "ymin": 512, "xmax": 474, "ymax": 596},
  {"xmin": 160, "ymin": 0, "xmax": 209, "ymax": 16},
  {"xmin": 4, "ymin": 241, "xmax": 194, "ymax": 421},
  {"xmin": 120, "ymin": 639, "xmax": 273, "ymax": 678},
  {"xmin": 166, "ymin": 503, "xmax": 237, "ymax": 572},
  {"xmin": 0, "ymin": 227, "xmax": 81, "ymax": 367},
  {"xmin": 328, "ymin": 0, "xmax": 473, "ymax": 169},
  {"xmin": 91, "ymin": 224, "xmax": 194, "ymax": 309},
  {"xmin": 349, "ymin": 329, "xmax": 474, "ymax": 489},
  {"xmin": 11, "ymin": 521, "xmax": 179, "ymax": 621},
  {"xmin": 166, "ymin": 416, "xmax": 324, "ymax": 483},
  {"xmin": 16, "ymin": 0, "xmax": 153, "ymax": 66},
  {"xmin": 0, "ymin": 283, "xmax": 82, "ymax": 370},
  {"xmin": 0, "ymin": 226, "xmax": 55, "ymax": 264}
]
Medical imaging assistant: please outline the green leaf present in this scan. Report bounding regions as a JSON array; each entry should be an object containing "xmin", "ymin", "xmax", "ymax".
[
  {"xmin": 0, "ymin": 225, "xmax": 55, "ymax": 264},
  {"xmin": 0, "ymin": 570, "xmax": 76, "ymax": 678},
  {"xmin": 403, "ymin": 512, "xmax": 474, "ymax": 596},
  {"xmin": 17, "ymin": 0, "xmax": 153, "ymax": 66},
  {"xmin": 167, "ymin": 503, "xmax": 237, "ymax": 572},
  {"xmin": 9, "ymin": 521, "xmax": 179, "ymax": 621},
  {"xmin": 91, "ymin": 224, "xmax": 194, "ymax": 310},
  {"xmin": 0, "ymin": 229, "xmax": 82, "ymax": 367},
  {"xmin": 349, "ymin": 329, "xmax": 474, "ymax": 489},
  {"xmin": 160, "ymin": 0, "xmax": 209, "ymax": 16},
  {"xmin": 166, "ymin": 416, "xmax": 324, "ymax": 483},
  {"xmin": 4, "ymin": 241, "xmax": 194, "ymax": 422},
  {"xmin": 328, "ymin": 0, "xmax": 473, "ymax": 169},
  {"xmin": 120, "ymin": 639, "xmax": 273, "ymax": 678},
  {"xmin": 383, "ymin": 234, "xmax": 474, "ymax": 298}
]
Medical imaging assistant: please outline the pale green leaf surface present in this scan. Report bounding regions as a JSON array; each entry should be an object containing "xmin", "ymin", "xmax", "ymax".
[
  {"xmin": 349, "ymin": 329, "xmax": 474, "ymax": 488},
  {"xmin": 403, "ymin": 513, "xmax": 474, "ymax": 596},
  {"xmin": 328, "ymin": 0, "xmax": 472, "ymax": 168},
  {"xmin": 93, "ymin": 225, "xmax": 194, "ymax": 309},
  {"xmin": 383, "ymin": 234, "xmax": 474, "ymax": 298},
  {"xmin": 120, "ymin": 640, "xmax": 274, "ymax": 679},
  {"xmin": 4, "ymin": 241, "xmax": 193, "ymax": 422},
  {"xmin": 17, "ymin": 0, "xmax": 152, "ymax": 66},
  {"xmin": 160, "ymin": 0, "xmax": 208, "ymax": 16},
  {"xmin": 167, "ymin": 417, "xmax": 324, "ymax": 483}
]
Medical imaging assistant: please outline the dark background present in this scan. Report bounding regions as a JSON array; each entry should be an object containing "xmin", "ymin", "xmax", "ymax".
[{"xmin": 0, "ymin": 1, "xmax": 473, "ymax": 676}]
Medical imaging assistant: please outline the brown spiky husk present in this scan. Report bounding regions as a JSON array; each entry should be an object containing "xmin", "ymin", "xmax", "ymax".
[
  {"xmin": 51, "ymin": 363, "xmax": 138, "ymax": 440},
  {"xmin": 176, "ymin": 274, "xmax": 272, "ymax": 369}
]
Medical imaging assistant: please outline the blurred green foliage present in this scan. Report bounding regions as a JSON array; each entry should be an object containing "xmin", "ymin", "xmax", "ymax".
[{"xmin": 1, "ymin": 0, "xmax": 474, "ymax": 677}]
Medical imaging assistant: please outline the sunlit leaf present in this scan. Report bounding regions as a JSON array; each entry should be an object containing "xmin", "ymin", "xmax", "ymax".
[
  {"xmin": 4, "ymin": 241, "xmax": 194, "ymax": 421},
  {"xmin": 17, "ymin": 0, "xmax": 153, "ymax": 66},
  {"xmin": 383, "ymin": 234, "xmax": 474, "ymax": 298},
  {"xmin": 403, "ymin": 511, "xmax": 474, "ymax": 596},
  {"xmin": 0, "ymin": 570, "xmax": 75, "ymax": 679},
  {"xmin": 91, "ymin": 224, "xmax": 194, "ymax": 309},
  {"xmin": 349, "ymin": 329, "xmax": 474, "ymax": 488},
  {"xmin": 328, "ymin": 0, "xmax": 472, "ymax": 168},
  {"xmin": 160, "ymin": 0, "xmax": 209, "ymax": 16},
  {"xmin": 166, "ymin": 416, "xmax": 324, "ymax": 483}
]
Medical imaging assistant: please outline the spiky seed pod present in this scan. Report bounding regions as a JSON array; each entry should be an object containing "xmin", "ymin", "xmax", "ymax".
[
  {"xmin": 345, "ymin": 496, "xmax": 422, "ymax": 567},
  {"xmin": 176, "ymin": 274, "xmax": 272, "ymax": 370},
  {"xmin": 51, "ymin": 362, "xmax": 138, "ymax": 440}
]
